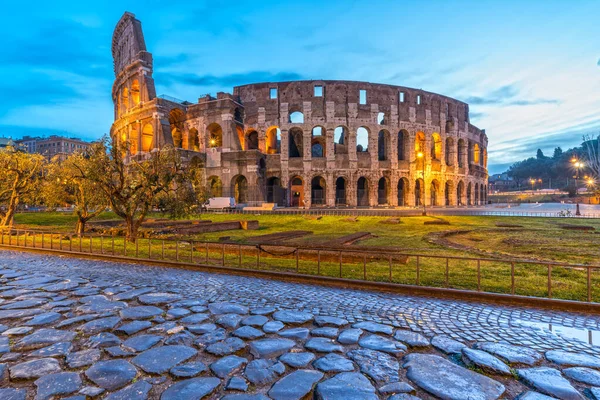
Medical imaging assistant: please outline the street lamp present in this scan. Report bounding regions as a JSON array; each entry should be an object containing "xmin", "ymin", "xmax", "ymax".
[
  {"xmin": 417, "ymin": 151, "xmax": 426, "ymax": 215},
  {"xmin": 571, "ymin": 158, "xmax": 583, "ymax": 216},
  {"xmin": 530, "ymin": 178, "xmax": 535, "ymax": 194}
]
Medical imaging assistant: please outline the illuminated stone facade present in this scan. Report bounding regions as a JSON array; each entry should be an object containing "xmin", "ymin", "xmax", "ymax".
[{"xmin": 111, "ymin": 12, "xmax": 488, "ymax": 208}]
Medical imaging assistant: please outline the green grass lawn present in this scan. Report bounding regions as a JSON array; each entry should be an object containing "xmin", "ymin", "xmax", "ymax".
[{"xmin": 8, "ymin": 211, "xmax": 600, "ymax": 302}]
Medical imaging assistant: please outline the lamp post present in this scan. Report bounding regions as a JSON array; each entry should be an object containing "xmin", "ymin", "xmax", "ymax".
[
  {"xmin": 417, "ymin": 152, "xmax": 426, "ymax": 215},
  {"xmin": 530, "ymin": 178, "xmax": 535, "ymax": 194},
  {"xmin": 571, "ymin": 158, "xmax": 583, "ymax": 216}
]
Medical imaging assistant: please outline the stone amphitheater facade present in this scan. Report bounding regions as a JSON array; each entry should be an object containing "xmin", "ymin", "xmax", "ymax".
[{"xmin": 111, "ymin": 12, "xmax": 488, "ymax": 208}]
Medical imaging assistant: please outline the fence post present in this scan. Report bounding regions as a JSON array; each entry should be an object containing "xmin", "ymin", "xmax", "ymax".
[
  {"xmin": 176, "ymin": 241, "xmax": 179, "ymax": 261},
  {"xmin": 477, "ymin": 259, "xmax": 481, "ymax": 291},
  {"xmin": 222, "ymin": 243, "xmax": 225, "ymax": 266},
  {"xmin": 317, "ymin": 250, "xmax": 321, "ymax": 275},
  {"xmin": 511, "ymin": 262, "xmax": 515, "ymax": 295},
  {"xmin": 363, "ymin": 255, "xmax": 367, "ymax": 280},
  {"xmin": 416, "ymin": 256, "xmax": 420, "ymax": 285},
  {"xmin": 69, "ymin": 234, "xmax": 72, "ymax": 251},
  {"xmin": 389, "ymin": 255, "xmax": 392, "ymax": 282},
  {"xmin": 339, "ymin": 251, "xmax": 342, "ymax": 278},
  {"xmin": 296, "ymin": 249, "xmax": 299, "ymax": 272},
  {"xmin": 445, "ymin": 258, "xmax": 449, "ymax": 287},
  {"xmin": 588, "ymin": 267, "xmax": 592, "ymax": 302},
  {"xmin": 79, "ymin": 235, "xmax": 82, "ymax": 252},
  {"xmin": 59, "ymin": 233, "xmax": 62, "ymax": 251},
  {"xmin": 50, "ymin": 233, "xmax": 53, "ymax": 250},
  {"xmin": 148, "ymin": 238, "xmax": 152, "ymax": 260},
  {"xmin": 111, "ymin": 234, "xmax": 115, "ymax": 255},
  {"xmin": 256, "ymin": 245, "xmax": 259, "ymax": 269},
  {"xmin": 89, "ymin": 236, "xmax": 92, "ymax": 254},
  {"xmin": 547, "ymin": 265, "xmax": 552, "ymax": 298},
  {"xmin": 41, "ymin": 233, "xmax": 44, "ymax": 249},
  {"xmin": 123, "ymin": 239, "xmax": 126, "ymax": 256},
  {"xmin": 100, "ymin": 235, "xmax": 103, "ymax": 254},
  {"xmin": 135, "ymin": 238, "xmax": 139, "ymax": 258},
  {"xmin": 239, "ymin": 245, "xmax": 242, "ymax": 268},
  {"xmin": 189, "ymin": 240, "xmax": 193, "ymax": 263},
  {"xmin": 205, "ymin": 242, "xmax": 209, "ymax": 263},
  {"xmin": 162, "ymin": 240, "xmax": 165, "ymax": 260}
]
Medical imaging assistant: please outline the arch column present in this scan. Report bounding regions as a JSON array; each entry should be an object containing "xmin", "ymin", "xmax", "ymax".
[
  {"xmin": 347, "ymin": 178, "xmax": 357, "ymax": 207},
  {"xmin": 390, "ymin": 175, "xmax": 399, "ymax": 207},
  {"xmin": 326, "ymin": 174, "xmax": 335, "ymax": 207},
  {"xmin": 369, "ymin": 179, "xmax": 378, "ymax": 207},
  {"xmin": 303, "ymin": 176, "xmax": 311, "ymax": 208},
  {"xmin": 280, "ymin": 129, "xmax": 289, "ymax": 161}
]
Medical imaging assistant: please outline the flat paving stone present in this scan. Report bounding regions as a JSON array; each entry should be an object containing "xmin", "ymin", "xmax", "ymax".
[
  {"xmin": 195, "ymin": 328, "xmax": 227, "ymax": 346},
  {"xmin": 180, "ymin": 313, "xmax": 210, "ymax": 325},
  {"xmin": 314, "ymin": 316, "xmax": 348, "ymax": 327},
  {"xmin": 241, "ymin": 315, "xmax": 268, "ymax": 327},
  {"xmin": 475, "ymin": 342, "xmax": 542, "ymax": 365},
  {"xmin": 563, "ymin": 367, "xmax": 600, "ymax": 386},
  {"xmin": 67, "ymin": 349, "xmax": 101, "ymax": 368},
  {"xmin": 313, "ymin": 353, "xmax": 355, "ymax": 372},
  {"xmin": 10, "ymin": 357, "xmax": 62, "ymax": 379},
  {"xmin": 208, "ymin": 302, "xmax": 249, "ymax": 315},
  {"xmin": 250, "ymin": 306, "xmax": 276, "ymax": 315},
  {"xmin": 250, "ymin": 338, "xmax": 296, "ymax": 358},
  {"xmin": 352, "ymin": 321, "xmax": 393, "ymax": 335},
  {"xmin": 273, "ymin": 310, "xmax": 313, "ymax": 324},
  {"xmin": 132, "ymin": 345, "xmax": 197, "ymax": 374},
  {"xmin": 187, "ymin": 323, "xmax": 217, "ymax": 334},
  {"xmin": 164, "ymin": 331, "xmax": 195, "ymax": 346},
  {"xmin": 0, "ymin": 308, "xmax": 44, "ymax": 319},
  {"xmin": 404, "ymin": 353, "xmax": 505, "ymax": 400},
  {"xmin": 123, "ymin": 334, "xmax": 163, "ymax": 352},
  {"xmin": 88, "ymin": 332, "xmax": 121, "ymax": 348},
  {"xmin": 233, "ymin": 325, "xmax": 265, "ymax": 339},
  {"xmin": 35, "ymin": 372, "xmax": 82, "ymax": 400},
  {"xmin": 79, "ymin": 386, "xmax": 105, "ymax": 397},
  {"xmin": 279, "ymin": 351, "xmax": 315, "ymax": 367},
  {"xmin": 348, "ymin": 348, "xmax": 400, "ymax": 384},
  {"xmin": 221, "ymin": 395, "xmax": 269, "ymax": 400},
  {"xmin": 338, "ymin": 328, "xmax": 363, "ymax": 344},
  {"xmin": 30, "ymin": 341, "xmax": 73, "ymax": 357},
  {"xmin": 2, "ymin": 326, "xmax": 33, "ymax": 336},
  {"xmin": 379, "ymin": 381, "xmax": 415, "ymax": 395},
  {"xmin": 311, "ymin": 327, "xmax": 338, "ymax": 338},
  {"xmin": 263, "ymin": 321, "xmax": 285, "ymax": 333},
  {"xmin": 315, "ymin": 372, "xmax": 378, "ymax": 400},
  {"xmin": 210, "ymin": 355, "xmax": 247, "ymax": 378},
  {"xmin": 0, "ymin": 388, "xmax": 26, "ymax": 400},
  {"xmin": 462, "ymin": 348, "xmax": 512, "ymax": 375},
  {"xmin": 517, "ymin": 367, "xmax": 583, "ymax": 400},
  {"xmin": 104, "ymin": 380, "xmax": 152, "ymax": 400},
  {"xmin": 13, "ymin": 328, "xmax": 76, "ymax": 350},
  {"xmin": 138, "ymin": 292, "xmax": 182, "ymax": 305},
  {"xmin": 517, "ymin": 392, "xmax": 557, "ymax": 400},
  {"xmin": 226, "ymin": 376, "xmax": 248, "ymax": 391},
  {"xmin": 115, "ymin": 320, "xmax": 153, "ymax": 335},
  {"xmin": 85, "ymin": 360, "xmax": 137, "ymax": 390},
  {"xmin": 358, "ymin": 334, "xmax": 406, "ymax": 356},
  {"xmin": 268, "ymin": 369, "xmax": 324, "ymax": 400},
  {"xmin": 431, "ymin": 335, "xmax": 466, "ymax": 355},
  {"xmin": 160, "ymin": 377, "xmax": 221, "ymax": 400},
  {"xmin": 120, "ymin": 306, "xmax": 163, "ymax": 320},
  {"xmin": 305, "ymin": 337, "xmax": 343, "ymax": 353},
  {"xmin": 25, "ymin": 311, "xmax": 61, "ymax": 326},
  {"xmin": 166, "ymin": 308, "xmax": 190, "ymax": 318},
  {"xmin": 216, "ymin": 313, "xmax": 244, "ymax": 329},
  {"xmin": 279, "ymin": 327, "xmax": 310, "ymax": 340},
  {"xmin": 80, "ymin": 316, "xmax": 121, "ymax": 334},
  {"xmin": 393, "ymin": 330, "xmax": 430, "ymax": 347},
  {"xmin": 244, "ymin": 359, "xmax": 285, "ymax": 385},
  {"xmin": 205, "ymin": 337, "xmax": 246, "ymax": 356},
  {"xmin": 113, "ymin": 287, "xmax": 154, "ymax": 301},
  {"xmin": 545, "ymin": 349, "xmax": 600, "ymax": 368}
]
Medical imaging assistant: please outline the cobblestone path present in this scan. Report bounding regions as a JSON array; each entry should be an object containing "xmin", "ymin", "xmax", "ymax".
[{"xmin": 1, "ymin": 250, "xmax": 600, "ymax": 399}]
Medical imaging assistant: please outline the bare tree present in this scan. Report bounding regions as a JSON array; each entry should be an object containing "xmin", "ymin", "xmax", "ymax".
[
  {"xmin": 0, "ymin": 147, "xmax": 45, "ymax": 229},
  {"xmin": 43, "ymin": 153, "xmax": 109, "ymax": 236},
  {"xmin": 83, "ymin": 137, "xmax": 182, "ymax": 242}
]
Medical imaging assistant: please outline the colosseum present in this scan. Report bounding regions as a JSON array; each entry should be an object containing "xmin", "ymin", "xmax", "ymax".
[{"xmin": 111, "ymin": 12, "xmax": 489, "ymax": 209}]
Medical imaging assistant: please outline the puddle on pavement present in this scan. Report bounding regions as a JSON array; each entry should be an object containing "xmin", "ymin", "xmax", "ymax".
[{"xmin": 515, "ymin": 320, "xmax": 600, "ymax": 346}]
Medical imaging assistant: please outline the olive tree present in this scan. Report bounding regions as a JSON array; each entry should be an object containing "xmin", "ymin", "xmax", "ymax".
[
  {"xmin": 43, "ymin": 153, "xmax": 108, "ymax": 236},
  {"xmin": 0, "ymin": 147, "xmax": 45, "ymax": 229},
  {"xmin": 83, "ymin": 137, "xmax": 182, "ymax": 242}
]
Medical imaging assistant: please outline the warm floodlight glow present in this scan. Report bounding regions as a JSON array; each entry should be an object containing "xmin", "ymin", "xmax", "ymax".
[{"xmin": 417, "ymin": 152, "xmax": 424, "ymax": 158}]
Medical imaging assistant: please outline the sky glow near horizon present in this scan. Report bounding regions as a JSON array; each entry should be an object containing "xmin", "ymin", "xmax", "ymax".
[{"xmin": 0, "ymin": 0, "xmax": 598, "ymax": 173}]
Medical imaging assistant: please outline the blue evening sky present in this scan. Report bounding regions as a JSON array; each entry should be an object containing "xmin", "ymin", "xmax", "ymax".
[{"xmin": 0, "ymin": 0, "xmax": 598, "ymax": 173}]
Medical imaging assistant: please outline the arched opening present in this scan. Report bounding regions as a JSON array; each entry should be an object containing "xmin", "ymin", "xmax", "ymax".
[
  {"xmin": 483, "ymin": 148, "xmax": 488, "ymax": 168},
  {"xmin": 289, "ymin": 111, "xmax": 304, "ymax": 124},
  {"xmin": 265, "ymin": 126, "xmax": 281, "ymax": 154},
  {"xmin": 378, "ymin": 130, "xmax": 389, "ymax": 161},
  {"xmin": 232, "ymin": 175, "xmax": 248, "ymax": 204},
  {"xmin": 129, "ymin": 129, "xmax": 138, "ymax": 155},
  {"xmin": 457, "ymin": 139, "xmax": 465, "ymax": 168},
  {"xmin": 397, "ymin": 178, "xmax": 409, "ymax": 206},
  {"xmin": 334, "ymin": 126, "xmax": 347, "ymax": 155},
  {"xmin": 484, "ymin": 185, "xmax": 488, "ymax": 203},
  {"xmin": 457, "ymin": 181, "xmax": 465, "ymax": 206},
  {"xmin": 430, "ymin": 180, "xmax": 440, "ymax": 206},
  {"xmin": 467, "ymin": 183, "xmax": 472, "ymax": 205},
  {"xmin": 445, "ymin": 137, "xmax": 455, "ymax": 166},
  {"xmin": 207, "ymin": 123, "xmax": 223, "ymax": 148},
  {"xmin": 445, "ymin": 181, "xmax": 452, "ymax": 206},
  {"xmin": 473, "ymin": 144, "xmax": 481, "ymax": 164},
  {"xmin": 234, "ymin": 108, "xmax": 244, "ymax": 123},
  {"xmin": 356, "ymin": 127, "xmax": 369, "ymax": 153},
  {"xmin": 121, "ymin": 87, "xmax": 129, "ymax": 114},
  {"xmin": 480, "ymin": 184, "xmax": 485, "ymax": 205},
  {"xmin": 398, "ymin": 130, "xmax": 408, "ymax": 161},
  {"xmin": 141, "ymin": 124, "xmax": 153, "ymax": 152},
  {"xmin": 475, "ymin": 183, "xmax": 480, "ymax": 205},
  {"xmin": 431, "ymin": 133, "xmax": 442, "ymax": 160},
  {"xmin": 335, "ymin": 177, "xmax": 346, "ymax": 206},
  {"xmin": 377, "ymin": 112, "xmax": 385, "ymax": 125},
  {"xmin": 290, "ymin": 176, "xmax": 304, "ymax": 207},
  {"xmin": 188, "ymin": 128, "xmax": 199, "ymax": 151},
  {"xmin": 377, "ymin": 177, "xmax": 389, "ymax": 205},
  {"xmin": 357, "ymin": 177, "xmax": 369, "ymax": 207},
  {"xmin": 311, "ymin": 176, "xmax": 326, "ymax": 206},
  {"xmin": 415, "ymin": 131, "xmax": 426, "ymax": 158},
  {"xmin": 208, "ymin": 176, "xmax": 222, "ymax": 198},
  {"xmin": 246, "ymin": 130, "xmax": 259, "ymax": 150},
  {"xmin": 311, "ymin": 141, "xmax": 324, "ymax": 158},
  {"xmin": 415, "ymin": 179, "xmax": 424, "ymax": 206},
  {"xmin": 131, "ymin": 80, "xmax": 140, "ymax": 106},
  {"xmin": 266, "ymin": 177, "xmax": 285, "ymax": 206},
  {"xmin": 311, "ymin": 126, "xmax": 323, "ymax": 137},
  {"xmin": 288, "ymin": 127, "xmax": 303, "ymax": 158},
  {"xmin": 169, "ymin": 109, "xmax": 185, "ymax": 148}
]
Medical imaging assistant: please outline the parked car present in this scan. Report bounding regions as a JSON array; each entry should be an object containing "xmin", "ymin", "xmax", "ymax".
[{"xmin": 204, "ymin": 197, "xmax": 236, "ymax": 211}]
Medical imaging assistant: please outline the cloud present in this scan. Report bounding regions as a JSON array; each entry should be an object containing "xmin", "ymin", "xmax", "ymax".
[
  {"xmin": 463, "ymin": 84, "xmax": 559, "ymax": 107},
  {"xmin": 156, "ymin": 71, "xmax": 304, "ymax": 88},
  {"xmin": 597, "ymin": 58, "xmax": 600, "ymax": 66}
]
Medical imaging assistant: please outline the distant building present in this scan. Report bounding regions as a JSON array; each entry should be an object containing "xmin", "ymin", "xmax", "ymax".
[
  {"xmin": 15, "ymin": 135, "xmax": 94, "ymax": 161},
  {"xmin": 488, "ymin": 173, "xmax": 516, "ymax": 192},
  {"xmin": 0, "ymin": 137, "xmax": 14, "ymax": 148}
]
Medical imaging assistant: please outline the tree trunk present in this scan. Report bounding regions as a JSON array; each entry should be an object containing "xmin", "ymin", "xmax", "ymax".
[
  {"xmin": 0, "ymin": 193, "xmax": 19, "ymax": 228},
  {"xmin": 75, "ymin": 219, "xmax": 86, "ymax": 237},
  {"xmin": 125, "ymin": 216, "xmax": 137, "ymax": 243}
]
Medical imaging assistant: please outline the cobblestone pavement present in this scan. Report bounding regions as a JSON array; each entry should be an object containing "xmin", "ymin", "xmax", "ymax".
[{"xmin": 1, "ymin": 250, "xmax": 600, "ymax": 399}]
